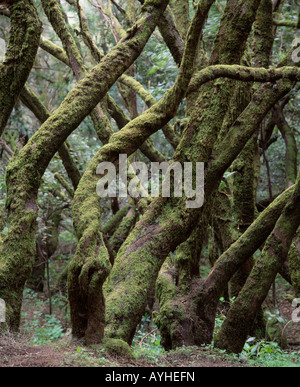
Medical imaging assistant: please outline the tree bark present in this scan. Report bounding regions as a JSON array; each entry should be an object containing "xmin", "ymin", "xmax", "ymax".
[
  {"xmin": 104, "ymin": 0, "xmax": 263, "ymax": 345},
  {"xmin": 214, "ymin": 168, "xmax": 300, "ymax": 353},
  {"xmin": 0, "ymin": 0, "xmax": 171, "ymax": 332},
  {"xmin": 0, "ymin": 0, "xmax": 42, "ymax": 136},
  {"xmin": 272, "ymin": 105, "xmax": 298, "ymax": 187}
]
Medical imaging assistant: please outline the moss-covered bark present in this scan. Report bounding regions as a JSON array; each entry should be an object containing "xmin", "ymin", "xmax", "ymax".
[
  {"xmin": 102, "ymin": 205, "xmax": 131, "ymax": 237},
  {"xmin": 252, "ymin": 0, "xmax": 273, "ymax": 69},
  {"xmin": 289, "ymin": 229, "xmax": 300, "ymax": 298},
  {"xmin": 104, "ymin": 0, "xmax": 262, "ymax": 345},
  {"xmin": 27, "ymin": 208, "xmax": 62, "ymax": 292},
  {"xmin": 273, "ymin": 105, "xmax": 298, "ymax": 187},
  {"xmin": 41, "ymin": 0, "xmax": 115, "ymax": 145},
  {"xmin": 230, "ymin": 105, "xmax": 258, "ymax": 296},
  {"xmin": 41, "ymin": 0, "xmax": 84, "ymax": 80},
  {"xmin": 228, "ymin": 2, "xmax": 274, "ymax": 298},
  {"xmin": 0, "ymin": 0, "xmax": 42, "ymax": 330},
  {"xmin": 156, "ymin": 6, "xmax": 184, "ymax": 65},
  {"xmin": 214, "ymin": 167, "xmax": 300, "ymax": 353},
  {"xmin": 154, "ymin": 0, "xmax": 270, "ymax": 347},
  {"xmin": 0, "ymin": 0, "xmax": 171, "ymax": 332},
  {"xmin": 107, "ymin": 60, "xmax": 298, "ymax": 345},
  {"xmin": 0, "ymin": 0, "xmax": 42, "ymax": 136},
  {"xmin": 109, "ymin": 206, "xmax": 137, "ymax": 256},
  {"xmin": 190, "ymin": 184, "xmax": 294, "ymax": 345},
  {"xmin": 67, "ymin": 0, "xmax": 180, "ymax": 342},
  {"xmin": 170, "ymin": 0, "xmax": 190, "ymax": 40},
  {"xmin": 153, "ymin": 202, "xmax": 211, "ymax": 350},
  {"xmin": 40, "ymin": 5, "xmax": 169, "ymax": 161},
  {"xmin": 136, "ymin": 0, "xmax": 184, "ymax": 65}
]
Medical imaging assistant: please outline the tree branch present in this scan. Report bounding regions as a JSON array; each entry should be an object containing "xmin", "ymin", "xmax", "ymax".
[
  {"xmin": 0, "ymin": 0, "xmax": 42, "ymax": 136},
  {"xmin": 188, "ymin": 65, "xmax": 300, "ymax": 94}
]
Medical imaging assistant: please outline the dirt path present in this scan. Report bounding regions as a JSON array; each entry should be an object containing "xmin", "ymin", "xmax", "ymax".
[
  {"xmin": 0, "ymin": 334, "xmax": 245, "ymax": 368},
  {"xmin": 0, "ymin": 336, "xmax": 64, "ymax": 367}
]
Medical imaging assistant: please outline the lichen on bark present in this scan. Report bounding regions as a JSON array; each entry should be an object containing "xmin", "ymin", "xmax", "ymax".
[
  {"xmin": 0, "ymin": 0, "xmax": 171, "ymax": 334},
  {"xmin": 0, "ymin": 0, "xmax": 42, "ymax": 135},
  {"xmin": 214, "ymin": 168, "xmax": 300, "ymax": 354}
]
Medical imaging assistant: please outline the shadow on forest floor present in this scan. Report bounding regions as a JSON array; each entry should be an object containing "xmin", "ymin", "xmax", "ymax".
[
  {"xmin": 1, "ymin": 276, "xmax": 300, "ymax": 368},
  {"xmin": 0, "ymin": 333, "xmax": 246, "ymax": 367}
]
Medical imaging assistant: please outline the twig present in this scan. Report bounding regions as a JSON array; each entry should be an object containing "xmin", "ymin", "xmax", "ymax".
[
  {"xmin": 260, "ymin": 124, "xmax": 273, "ymax": 200},
  {"xmin": 0, "ymin": 137, "xmax": 14, "ymax": 157},
  {"xmin": 37, "ymin": 244, "xmax": 52, "ymax": 315},
  {"xmin": 139, "ymin": 328, "xmax": 157, "ymax": 350},
  {"xmin": 90, "ymin": 0, "xmax": 119, "ymax": 43}
]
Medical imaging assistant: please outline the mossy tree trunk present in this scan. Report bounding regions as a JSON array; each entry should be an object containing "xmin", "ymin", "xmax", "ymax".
[
  {"xmin": 104, "ymin": 0, "xmax": 264, "ymax": 346},
  {"xmin": 289, "ymin": 229, "xmax": 300, "ymax": 298},
  {"xmin": 0, "ymin": 0, "xmax": 42, "ymax": 330},
  {"xmin": 69, "ymin": 0, "xmax": 216, "ymax": 344},
  {"xmin": 0, "ymin": 0, "xmax": 300, "ymax": 354},
  {"xmin": 0, "ymin": 0, "xmax": 42, "ymax": 136},
  {"xmin": 190, "ymin": 184, "xmax": 295, "ymax": 346},
  {"xmin": 214, "ymin": 167, "xmax": 300, "ymax": 353},
  {"xmin": 272, "ymin": 105, "xmax": 298, "ymax": 188},
  {"xmin": 0, "ymin": 0, "xmax": 171, "ymax": 332}
]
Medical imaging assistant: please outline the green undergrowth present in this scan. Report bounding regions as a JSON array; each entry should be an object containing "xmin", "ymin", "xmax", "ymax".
[
  {"xmin": 240, "ymin": 338, "xmax": 300, "ymax": 367},
  {"xmin": 132, "ymin": 312, "xmax": 165, "ymax": 362},
  {"xmin": 18, "ymin": 284, "xmax": 300, "ymax": 367},
  {"xmin": 21, "ymin": 288, "xmax": 68, "ymax": 345}
]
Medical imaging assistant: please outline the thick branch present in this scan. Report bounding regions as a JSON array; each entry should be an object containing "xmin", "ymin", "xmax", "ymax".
[
  {"xmin": 203, "ymin": 185, "xmax": 295, "ymax": 303},
  {"xmin": 215, "ymin": 168, "xmax": 300, "ymax": 353},
  {"xmin": 0, "ymin": 0, "xmax": 171, "ymax": 332},
  {"xmin": 272, "ymin": 105, "xmax": 298, "ymax": 187},
  {"xmin": 188, "ymin": 65, "xmax": 300, "ymax": 94},
  {"xmin": 273, "ymin": 19, "xmax": 298, "ymax": 27},
  {"xmin": 19, "ymin": 86, "xmax": 81, "ymax": 189},
  {"xmin": 0, "ymin": 0, "xmax": 42, "ymax": 136}
]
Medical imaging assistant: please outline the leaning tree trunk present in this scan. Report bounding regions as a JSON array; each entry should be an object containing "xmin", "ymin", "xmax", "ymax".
[
  {"xmin": 0, "ymin": 0, "xmax": 171, "ymax": 332},
  {"xmin": 104, "ymin": 60, "xmax": 299, "ymax": 344},
  {"xmin": 104, "ymin": 0, "xmax": 265, "ymax": 345},
  {"xmin": 288, "ymin": 229, "xmax": 300, "ymax": 298},
  {"xmin": 0, "ymin": 0, "xmax": 42, "ymax": 330},
  {"xmin": 187, "ymin": 184, "xmax": 295, "ymax": 345},
  {"xmin": 214, "ymin": 167, "xmax": 300, "ymax": 354},
  {"xmin": 69, "ymin": 0, "xmax": 216, "ymax": 344},
  {"xmin": 0, "ymin": 0, "xmax": 42, "ymax": 136}
]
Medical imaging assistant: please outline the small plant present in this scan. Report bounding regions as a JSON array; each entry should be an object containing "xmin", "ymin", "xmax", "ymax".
[
  {"xmin": 23, "ymin": 311, "xmax": 65, "ymax": 344},
  {"xmin": 241, "ymin": 337, "xmax": 300, "ymax": 367},
  {"xmin": 67, "ymin": 346, "xmax": 111, "ymax": 367},
  {"xmin": 132, "ymin": 313, "xmax": 165, "ymax": 362},
  {"xmin": 212, "ymin": 296, "xmax": 236, "ymax": 342}
]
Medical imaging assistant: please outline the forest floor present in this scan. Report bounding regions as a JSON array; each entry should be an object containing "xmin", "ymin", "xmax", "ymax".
[
  {"xmin": 1, "ymin": 276, "xmax": 300, "ymax": 368},
  {"xmin": 0, "ymin": 334, "xmax": 245, "ymax": 368}
]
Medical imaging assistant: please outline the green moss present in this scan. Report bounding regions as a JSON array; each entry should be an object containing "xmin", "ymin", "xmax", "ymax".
[
  {"xmin": 41, "ymin": 0, "xmax": 84, "ymax": 80},
  {"xmin": 102, "ymin": 338, "xmax": 134, "ymax": 359},
  {"xmin": 0, "ymin": 207, "xmax": 5, "ymax": 233},
  {"xmin": 102, "ymin": 205, "xmax": 131, "ymax": 236},
  {"xmin": 252, "ymin": 0, "xmax": 273, "ymax": 68},
  {"xmin": 0, "ymin": 0, "xmax": 42, "ymax": 135},
  {"xmin": 289, "ymin": 236, "xmax": 300, "ymax": 297},
  {"xmin": 110, "ymin": 208, "xmax": 137, "ymax": 255}
]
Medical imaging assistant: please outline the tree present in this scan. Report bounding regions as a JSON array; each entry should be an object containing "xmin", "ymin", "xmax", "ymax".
[{"xmin": 0, "ymin": 0, "xmax": 299, "ymax": 353}]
